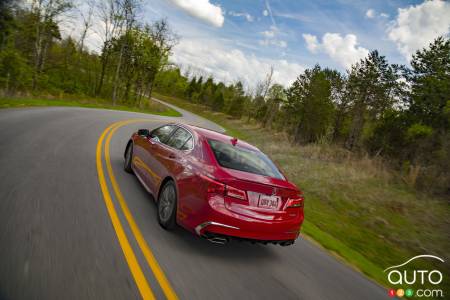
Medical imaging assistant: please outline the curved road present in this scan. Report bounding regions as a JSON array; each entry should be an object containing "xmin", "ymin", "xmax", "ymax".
[{"xmin": 0, "ymin": 104, "xmax": 389, "ymax": 300}]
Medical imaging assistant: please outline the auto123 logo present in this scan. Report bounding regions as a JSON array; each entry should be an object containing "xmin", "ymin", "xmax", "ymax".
[{"xmin": 384, "ymin": 255, "xmax": 445, "ymax": 298}]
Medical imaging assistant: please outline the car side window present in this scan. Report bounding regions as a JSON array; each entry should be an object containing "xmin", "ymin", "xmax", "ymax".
[
  {"xmin": 180, "ymin": 137, "xmax": 193, "ymax": 151},
  {"xmin": 166, "ymin": 128, "xmax": 193, "ymax": 150},
  {"xmin": 151, "ymin": 125, "xmax": 175, "ymax": 144}
]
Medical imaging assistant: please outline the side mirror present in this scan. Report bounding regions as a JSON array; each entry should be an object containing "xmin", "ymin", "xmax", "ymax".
[{"xmin": 137, "ymin": 129, "xmax": 150, "ymax": 137}]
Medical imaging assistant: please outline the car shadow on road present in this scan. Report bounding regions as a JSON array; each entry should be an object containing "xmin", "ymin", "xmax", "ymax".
[{"xmin": 167, "ymin": 226, "xmax": 282, "ymax": 263}]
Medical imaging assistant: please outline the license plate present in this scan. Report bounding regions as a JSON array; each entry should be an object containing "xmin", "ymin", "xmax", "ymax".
[{"xmin": 258, "ymin": 195, "xmax": 279, "ymax": 209}]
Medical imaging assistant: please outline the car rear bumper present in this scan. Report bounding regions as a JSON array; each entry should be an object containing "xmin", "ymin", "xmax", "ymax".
[{"xmin": 193, "ymin": 197, "xmax": 303, "ymax": 242}]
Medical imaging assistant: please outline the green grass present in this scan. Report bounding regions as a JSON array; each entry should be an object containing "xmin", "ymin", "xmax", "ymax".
[
  {"xmin": 0, "ymin": 95, "xmax": 181, "ymax": 117},
  {"xmin": 154, "ymin": 92, "xmax": 450, "ymax": 295}
]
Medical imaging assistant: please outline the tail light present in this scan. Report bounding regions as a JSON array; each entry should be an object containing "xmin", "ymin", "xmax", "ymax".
[
  {"xmin": 200, "ymin": 174, "xmax": 226, "ymax": 194},
  {"xmin": 286, "ymin": 195, "xmax": 304, "ymax": 209},
  {"xmin": 200, "ymin": 175, "xmax": 247, "ymax": 201}
]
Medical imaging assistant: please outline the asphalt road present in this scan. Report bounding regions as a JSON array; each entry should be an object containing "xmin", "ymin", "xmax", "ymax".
[{"xmin": 0, "ymin": 103, "xmax": 390, "ymax": 300}]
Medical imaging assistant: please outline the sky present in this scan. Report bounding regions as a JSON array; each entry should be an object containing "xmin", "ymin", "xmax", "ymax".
[{"xmin": 70, "ymin": 0, "xmax": 450, "ymax": 88}]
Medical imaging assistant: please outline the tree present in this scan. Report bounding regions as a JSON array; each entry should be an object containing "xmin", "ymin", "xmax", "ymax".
[
  {"xmin": 95, "ymin": 0, "xmax": 124, "ymax": 96},
  {"xmin": 0, "ymin": 48, "xmax": 32, "ymax": 93},
  {"xmin": 263, "ymin": 84, "xmax": 285, "ymax": 129},
  {"xmin": 143, "ymin": 19, "xmax": 177, "ymax": 100},
  {"xmin": 111, "ymin": 0, "xmax": 141, "ymax": 105},
  {"xmin": 287, "ymin": 65, "xmax": 335, "ymax": 143},
  {"xmin": 0, "ymin": 0, "xmax": 16, "ymax": 50},
  {"xmin": 247, "ymin": 66, "xmax": 273, "ymax": 122},
  {"xmin": 227, "ymin": 81, "xmax": 246, "ymax": 117},
  {"xmin": 212, "ymin": 89, "xmax": 224, "ymax": 111},
  {"xmin": 367, "ymin": 37, "xmax": 450, "ymax": 193},
  {"xmin": 407, "ymin": 37, "xmax": 450, "ymax": 133},
  {"xmin": 344, "ymin": 51, "xmax": 401, "ymax": 150},
  {"xmin": 185, "ymin": 76, "xmax": 197, "ymax": 100},
  {"xmin": 29, "ymin": 0, "xmax": 73, "ymax": 89}
]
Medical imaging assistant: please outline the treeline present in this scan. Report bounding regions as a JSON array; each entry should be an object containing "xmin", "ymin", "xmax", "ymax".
[
  {"xmin": 1, "ymin": 1, "xmax": 449, "ymax": 194},
  {"xmin": 154, "ymin": 39, "xmax": 450, "ymax": 195},
  {"xmin": 0, "ymin": 0, "xmax": 176, "ymax": 106}
]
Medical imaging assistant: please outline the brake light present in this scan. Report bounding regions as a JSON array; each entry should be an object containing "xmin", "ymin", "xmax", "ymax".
[
  {"xmin": 200, "ymin": 175, "xmax": 225, "ymax": 194},
  {"xmin": 200, "ymin": 175, "xmax": 247, "ymax": 201},
  {"xmin": 286, "ymin": 196, "xmax": 304, "ymax": 208}
]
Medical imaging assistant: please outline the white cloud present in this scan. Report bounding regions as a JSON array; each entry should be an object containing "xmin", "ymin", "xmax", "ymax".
[
  {"xmin": 167, "ymin": 0, "xmax": 224, "ymax": 27},
  {"xmin": 387, "ymin": 0, "xmax": 450, "ymax": 60},
  {"xmin": 302, "ymin": 34, "xmax": 319, "ymax": 53},
  {"xmin": 171, "ymin": 39, "xmax": 304, "ymax": 87},
  {"xmin": 366, "ymin": 9, "xmax": 375, "ymax": 19},
  {"xmin": 259, "ymin": 39, "xmax": 287, "ymax": 48},
  {"xmin": 303, "ymin": 33, "xmax": 369, "ymax": 69},
  {"xmin": 261, "ymin": 30, "xmax": 275, "ymax": 39},
  {"xmin": 273, "ymin": 12, "xmax": 310, "ymax": 22},
  {"xmin": 366, "ymin": 9, "xmax": 390, "ymax": 20},
  {"xmin": 228, "ymin": 11, "xmax": 254, "ymax": 22},
  {"xmin": 259, "ymin": 25, "xmax": 287, "ymax": 48}
]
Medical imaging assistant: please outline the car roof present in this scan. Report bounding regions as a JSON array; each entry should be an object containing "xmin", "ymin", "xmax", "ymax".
[{"xmin": 174, "ymin": 123, "xmax": 260, "ymax": 151}]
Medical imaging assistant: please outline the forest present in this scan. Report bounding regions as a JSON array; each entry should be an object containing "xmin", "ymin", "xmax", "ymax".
[{"xmin": 1, "ymin": 0, "xmax": 449, "ymax": 195}]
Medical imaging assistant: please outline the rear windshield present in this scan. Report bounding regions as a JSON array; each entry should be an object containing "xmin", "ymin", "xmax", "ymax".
[{"xmin": 208, "ymin": 139, "xmax": 284, "ymax": 179}]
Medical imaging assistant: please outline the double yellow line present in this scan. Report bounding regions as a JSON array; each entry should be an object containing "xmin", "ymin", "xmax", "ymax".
[{"xmin": 96, "ymin": 120, "xmax": 179, "ymax": 300}]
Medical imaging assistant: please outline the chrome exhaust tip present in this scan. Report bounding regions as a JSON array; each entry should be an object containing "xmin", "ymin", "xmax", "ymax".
[{"xmin": 207, "ymin": 236, "xmax": 229, "ymax": 245}]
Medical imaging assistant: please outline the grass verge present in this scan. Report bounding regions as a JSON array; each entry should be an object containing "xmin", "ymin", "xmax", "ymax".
[
  {"xmin": 154, "ymin": 92, "xmax": 450, "ymax": 294},
  {"xmin": 0, "ymin": 95, "xmax": 181, "ymax": 117}
]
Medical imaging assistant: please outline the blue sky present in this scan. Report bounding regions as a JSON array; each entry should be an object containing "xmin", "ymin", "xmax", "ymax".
[{"xmin": 80, "ymin": 0, "xmax": 450, "ymax": 88}]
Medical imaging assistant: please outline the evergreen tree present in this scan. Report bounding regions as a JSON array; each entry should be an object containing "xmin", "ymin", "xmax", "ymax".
[
  {"xmin": 287, "ymin": 65, "xmax": 335, "ymax": 143},
  {"xmin": 344, "ymin": 51, "xmax": 401, "ymax": 150}
]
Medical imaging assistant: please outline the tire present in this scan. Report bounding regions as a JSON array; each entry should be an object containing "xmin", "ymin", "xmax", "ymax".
[
  {"xmin": 124, "ymin": 142, "xmax": 133, "ymax": 173},
  {"xmin": 157, "ymin": 181, "xmax": 177, "ymax": 230}
]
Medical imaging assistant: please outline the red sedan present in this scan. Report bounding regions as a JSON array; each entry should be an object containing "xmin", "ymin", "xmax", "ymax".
[{"xmin": 124, "ymin": 123, "xmax": 304, "ymax": 245}]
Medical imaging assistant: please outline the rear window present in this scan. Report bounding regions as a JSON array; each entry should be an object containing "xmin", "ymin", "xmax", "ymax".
[{"xmin": 208, "ymin": 139, "xmax": 284, "ymax": 179}]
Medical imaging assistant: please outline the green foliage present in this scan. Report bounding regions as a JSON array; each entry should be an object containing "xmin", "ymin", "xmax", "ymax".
[
  {"xmin": 345, "ymin": 51, "xmax": 401, "ymax": 150},
  {"xmin": 226, "ymin": 82, "xmax": 246, "ymax": 118},
  {"xmin": 212, "ymin": 90, "xmax": 225, "ymax": 111},
  {"xmin": 408, "ymin": 37, "xmax": 450, "ymax": 131},
  {"xmin": 406, "ymin": 123, "xmax": 433, "ymax": 140},
  {"xmin": 0, "ymin": 47, "xmax": 32, "ymax": 92},
  {"xmin": 367, "ymin": 38, "xmax": 449, "ymax": 193},
  {"xmin": 0, "ymin": 3, "xmax": 175, "ymax": 108},
  {"xmin": 286, "ymin": 65, "xmax": 335, "ymax": 143}
]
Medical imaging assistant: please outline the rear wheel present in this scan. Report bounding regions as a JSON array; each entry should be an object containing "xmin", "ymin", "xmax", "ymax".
[
  {"xmin": 124, "ymin": 143, "xmax": 133, "ymax": 173},
  {"xmin": 157, "ymin": 181, "xmax": 177, "ymax": 230}
]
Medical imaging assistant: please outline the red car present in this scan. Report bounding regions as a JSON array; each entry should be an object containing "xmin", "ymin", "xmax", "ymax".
[{"xmin": 124, "ymin": 123, "xmax": 304, "ymax": 245}]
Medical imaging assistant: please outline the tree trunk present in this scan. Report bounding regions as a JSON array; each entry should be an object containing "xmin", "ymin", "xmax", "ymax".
[
  {"xmin": 345, "ymin": 102, "xmax": 365, "ymax": 150},
  {"xmin": 111, "ymin": 44, "xmax": 124, "ymax": 105},
  {"xmin": 32, "ymin": 20, "xmax": 42, "ymax": 90},
  {"xmin": 148, "ymin": 80, "xmax": 155, "ymax": 100},
  {"xmin": 96, "ymin": 49, "xmax": 110, "ymax": 96},
  {"xmin": 263, "ymin": 101, "xmax": 277, "ymax": 129}
]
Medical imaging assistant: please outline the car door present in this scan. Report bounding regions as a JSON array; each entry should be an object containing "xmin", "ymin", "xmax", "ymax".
[
  {"xmin": 158, "ymin": 127, "xmax": 194, "ymax": 179},
  {"xmin": 139, "ymin": 125, "xmax": 176, "ymax": 194}
]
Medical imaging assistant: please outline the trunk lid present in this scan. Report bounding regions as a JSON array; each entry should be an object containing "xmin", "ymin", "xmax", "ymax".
[{"xmin": 219, "ymin": 168, "xmax": 302, "ymax": 219}]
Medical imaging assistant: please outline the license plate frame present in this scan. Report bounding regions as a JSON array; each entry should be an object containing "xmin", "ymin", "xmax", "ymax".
[{"xmin": 258, "ymin": 195, "xmax": 280, "ymax": 210}]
